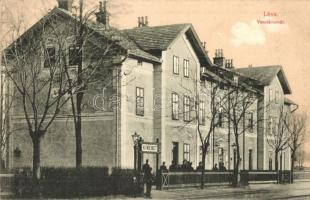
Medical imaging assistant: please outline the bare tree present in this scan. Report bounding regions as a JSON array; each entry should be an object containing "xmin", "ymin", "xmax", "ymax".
[
  {"xmin": 284, "ymin": 112, "xmax": 307, "ymax": 183},
  {"xmin": 266, "ymin": 106, "xmax": 290, "ymax": 174},
  {"xmin": 62, "ymin": 0, "xmax": 128, "ymax": 168},
  {"xmin": 175, "ymin": 67, "xmax": 230, "ymax": 189},
  {"xmin": 220, "ymin": 77, "xmax": 259, "ymax": 187},
  {"xmin": 2, "ymin": 18, "xmax": 73, "ymax": 181},
  {"xmin": 0, "ymin": 67, "xmax": 15, "ymax": 171}
]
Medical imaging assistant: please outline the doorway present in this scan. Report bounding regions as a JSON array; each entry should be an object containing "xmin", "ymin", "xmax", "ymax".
[{"xmin": 172, "ymin": 142, "xmax": 179, "ymax": 164}]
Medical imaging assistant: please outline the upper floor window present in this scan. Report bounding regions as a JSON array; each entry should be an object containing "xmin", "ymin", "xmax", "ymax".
[
  {"xmin": 217, "ymin": 112, "xmax": 223, "ymax": 127},
  {"xmin": 136, "ymin": 87, "xmax": 144, "ymax": 116},
  {"xmin": 173, "ymin": 56, "xmax": 179, "ymax": 75},
  {"xmin": 269, "ymin": 88, "xmax": 273, "ymax": 102},
  {"xmin": 268, "ymin": 117, "xmax": 273, "ymax": 135},
  {"xmin": 44, "ymin": 46, "xmax": 56, "ymax": 68},
  {"xmin": 184, "ymin": 96, "xmax": 190, "ymax": 122},
  {"xmin": 172, "ymin": 93, "xmax": 179, "ymax": 120},
  {"xmin": 275, "ymin": 90, "xmax": 279, "ymax": 103},
  {"xmin": 183, "ymin": 143, "xmax": 190, "ymax": 161},
  {"xmin": 233, "ymin": 75, "xmax": 239, "ymax": 85},
  {"xmin": 248, "ymin": 112, "xmax": 254, "ymax": 132},
  {"xmin": 183, "ymin": 59, "xmax": 189, "ymax": 77},
  {"xmin": 199, "ymin": 101, "xmax": 205, "ymax": 125},
  {"xmin": 69, "ymin": 45, "xmax": 80, "ymax": 66}
]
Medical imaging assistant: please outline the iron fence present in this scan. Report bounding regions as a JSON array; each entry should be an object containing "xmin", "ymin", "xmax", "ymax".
[{"xmin": 159, "ymin": 171, "xmax": 233, "ymax": 190}]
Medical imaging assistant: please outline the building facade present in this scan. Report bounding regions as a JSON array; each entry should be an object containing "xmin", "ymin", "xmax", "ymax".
[{"xmin": 2, "ymin": 0, "xmax": 297, "ymax": 172}]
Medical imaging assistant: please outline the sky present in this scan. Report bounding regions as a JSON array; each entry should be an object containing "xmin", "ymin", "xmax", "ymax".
[{"xmin": 1, "ymin": 0, "xmax": 310, "ymax": 166}]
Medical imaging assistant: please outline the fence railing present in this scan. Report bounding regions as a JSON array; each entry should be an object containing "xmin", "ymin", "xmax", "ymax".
[
  {"xmin": 294, "ymin": 170, "xmax": 310, "ymax": 181},
  {"xmin": 159, "ymin": 171, "xmax": 233, "ymax": 190},
  {"xmin": 0, "ymin": 173, "xmax": 14, "ymax": 197},
  {"xmin": 159, "ymin": 170, "xmax": 295, "ymax": 189}
]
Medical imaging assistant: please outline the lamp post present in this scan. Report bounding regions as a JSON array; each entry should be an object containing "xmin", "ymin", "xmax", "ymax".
[{"xmin": 132, "ymin": 132, "xmax": 140, "ymax": 170}]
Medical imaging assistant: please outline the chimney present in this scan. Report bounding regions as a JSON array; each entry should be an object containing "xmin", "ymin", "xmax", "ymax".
[
  {"xmin": 213, "ymin": 49, "xmax": 224, "ymax": 67},
  {"xmin": 95, "ymin": 0, "xmax": 109, "ymax": 28},
  {"xmin": 145, "ymin": 16, "xmax": 149, "ymax": 26},
  {"xmin": 137, "ymin": 16, "xmax": 149, "ymax": 27},
  {"xmin": 57, "ymin": 0, "xmax": 73, "ymax": 12},
  {"xmin": 225, "ymin": 59, "xmax": 234, "ymax": 69}
]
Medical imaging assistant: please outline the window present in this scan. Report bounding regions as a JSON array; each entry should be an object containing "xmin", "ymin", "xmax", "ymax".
[
  {"xmin": 268, "ymin": 117, "xmax": 273, "ymax": 135},
  {"xmin": 249, "ymin": 149, "xmax": 253, "ymax": 170},
  {"xmin": 219, "ymin": 82, "xmax": 225, "ymax": 90},
  {"xmin": 248, "ymin": 112, "xmax": 254, "ymax": 132},
  {"xmin": 69, "ymin": 45, "xmax": 80, "ymax": 66},
  {"xmin": 173, "ymin": 56, "xmax": 179, "ymax": 74},
  {"xmin": 217, "ymin": 112, "xmax": 223, "ymax": 127},
  {"xmin": 137, "ymin": 59, "xmax": 143, "ymax": 66},
  {"xmin": 44, "ymin": 47, "xmax": 56, "ymax": 68},
  {"xmin": 275, "ymin": 90, "xmax": 279, "ymax": 103},
  {"xmin": 183, "ymin": 143, "xmax": 190, "ymax": 161},
  {"xmin": 233, "ymin": 75, "xmax": 239, "ymax": 85},
  {"xmin": 269, "ymin": 88, "xmax": 273, "ymax": 102},
  {"xmin": 183, "ymin": 59, "xmax": 189, "ymax": 77},
  {"xmin": 199, "ymin": 101, "xmax": 205, "ymax": 125},
  {"xmin": 184, "ymin": 96, "xmax": 190, "ymax": 121},
  {"xmin": 172, "ymin": 93, "xmax": 179, "ymax": 120},
  {"xmin": 136, "ymin": 87, "xmax": 144, "ymax": 116}
]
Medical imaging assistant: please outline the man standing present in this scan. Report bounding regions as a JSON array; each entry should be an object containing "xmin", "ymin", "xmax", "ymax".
[{"xmin": 142, "ymin": 159, "xmax": 153, "ymax": 198}]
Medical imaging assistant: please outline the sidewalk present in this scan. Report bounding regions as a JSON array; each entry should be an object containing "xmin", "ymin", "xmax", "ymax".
[{"xmin": 4, "ymin": 182, "xmax": 310, "ymax": 199}]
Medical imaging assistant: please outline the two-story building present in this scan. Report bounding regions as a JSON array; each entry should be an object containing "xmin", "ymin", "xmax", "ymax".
[{"xmin": 2, "ymin": 0, "xmax": 297, "ymax": 172}]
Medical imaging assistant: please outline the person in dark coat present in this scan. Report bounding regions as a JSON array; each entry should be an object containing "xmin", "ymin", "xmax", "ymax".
[
  {"xmin": 142, "ymin": 159, "xmax": 153, "ymax": 198},
  {"xmin": 196, "ymin": 161, "xmax": 203, "ymax": 172},
  {"xmin": 212, "ymin": 163, "xmax": 218, "ymax": 171},
  {"xmin": 169, "ymin": 160, "xmax": 177, "ymax": 172},
  {"xmin": 160, "ymin": 162, "xmax": 168, "ymax": 173}
]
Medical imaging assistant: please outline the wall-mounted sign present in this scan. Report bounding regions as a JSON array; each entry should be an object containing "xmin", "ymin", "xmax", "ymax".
[{"xmin": 142, "ymin": 143, "xmax": 159, "ymax": 153}]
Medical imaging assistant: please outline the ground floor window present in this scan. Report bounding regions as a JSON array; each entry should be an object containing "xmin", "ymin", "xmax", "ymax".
[
  {"xmin": 249, "ymin": 149, "xmax": 253, "ymax": 170},
  {"xmin": 183, "ymin": 143, "xmax": 190, "ymax": 161}
]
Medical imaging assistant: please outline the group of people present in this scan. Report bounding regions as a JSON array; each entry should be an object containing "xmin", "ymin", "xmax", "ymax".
[
  {"xmin": 167, "ymin": 160, "xmax": 195, "ymax": 172},
  {"xmin": 212, "ymin": 162, "xmax": 227, "ymax": 171},
  {"xmin": 159, "ymin": 160, "xmax": 228, "ymax": 173},
  {"xmin": 141, "ymin": 159, "xmax": 228, "ymax": 198}
]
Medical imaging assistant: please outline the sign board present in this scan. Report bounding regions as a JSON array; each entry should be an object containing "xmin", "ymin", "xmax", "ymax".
[{"xmin": 142, "ymin": 143, "xmax": 159, "ymax": 153}]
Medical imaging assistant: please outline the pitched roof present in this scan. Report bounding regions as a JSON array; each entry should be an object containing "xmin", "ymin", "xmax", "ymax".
[
  {"xmin": 121, "ymin": 24, "xmax": 191, "ymax": 50},
  {"xmin": 234, "ymin": 65, "xmax": 292, "ymax": 94},
  {"xmin": 4, "ymin": 7, "xmax": 161, "ymax": 64},
  {"xmin": 121, "ymin": 24, "xmax": 213, "ymax": 67},
  {"xmin": 59, "ymin": 8, "xmax": 161, "ymax": 63}
]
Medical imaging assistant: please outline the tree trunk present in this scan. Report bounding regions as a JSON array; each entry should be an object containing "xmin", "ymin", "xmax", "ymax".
[
  {"xmin": 201, "ymin": 149, "xmax": 206, "ymax": 189},
  {"xmin": 275, "ymin": 151, "xmax": 279, "ymax": 183},
  {"xmin": 290, "ymin": 150, "xmax": 295, "ymax": 183},
  {"xmin": 275, "ymin": 151, "xmax": 279, "ymax": 172},
  {"xmin": 75, "ymin": 113, "xmax": 82, "ymax": 168},
  {"xmin": 233, "ymin": 137, "xmax": 240, "ymax": 187},
  {"xmin": 32, "ymin": 136, "xmax": 41, "ymax": 182}
]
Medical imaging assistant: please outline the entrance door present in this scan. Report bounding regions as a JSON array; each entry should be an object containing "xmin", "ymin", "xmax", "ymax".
[
  {"xmin": 249, "ymin": 149, "xmax": 253, "ymax": 170},
  {"xmin": 172, "ymin": 142, "xmax": 179, "ymax": 164}
]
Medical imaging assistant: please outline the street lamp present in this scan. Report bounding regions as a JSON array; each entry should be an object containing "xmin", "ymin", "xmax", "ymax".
[
  {"xmin": 132, "ymin": 132, "xmax": 140, "ymax": 144},
  {"xmin": 132, "ymin": 132, "xmax": 140, "ymax": 170}
]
